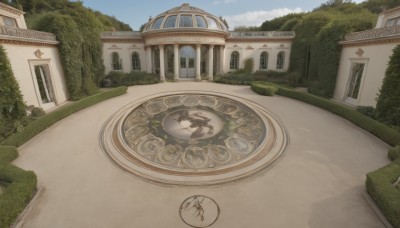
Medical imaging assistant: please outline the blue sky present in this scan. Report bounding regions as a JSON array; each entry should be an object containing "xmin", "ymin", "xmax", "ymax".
[{"xmin": 81, "ymin": 0, "xmax": 365, "ymax": 30}]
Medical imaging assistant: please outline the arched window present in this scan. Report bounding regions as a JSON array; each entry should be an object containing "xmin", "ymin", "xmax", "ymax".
[
  {"xmin": 112, "ymin": 52, "xmax": 122, "ymax": 70},
  {"xmin": 259, "ymin": 52, "xmax": 268, "ymax": 70},
  {"xmin": 277, "ymin": 52, "xmax": 285, "ymax": 70},
  {"xmin": 132, "ymin": 52, "xmax": 141, "ymax": 71},
  {"xmin": 230, "ymin": 51, "xmax": 239, "ymax": 70}
]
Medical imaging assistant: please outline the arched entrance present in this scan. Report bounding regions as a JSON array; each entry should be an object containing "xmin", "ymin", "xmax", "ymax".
[{"xmin": 180, "ymin": 46, "xmax": 195, "ymax": 78}]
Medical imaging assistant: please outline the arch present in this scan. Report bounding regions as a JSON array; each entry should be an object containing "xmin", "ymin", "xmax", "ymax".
[
  {"xmin": 230, "ymin": 51, "xmax": 239, "ymax": 70},
  {"xmin": 111, "ymin": 52, "xmax": 122, "ymax": 71},
  {"xmin": 259, "ymin": 51, "xmax": 268, "ymax": 70},
  {"xmin": 277, "ymin": 51, "xmax": 285, "ymax": 70},
  {"xmin": 131, "ymin": 52, "xmax": 141, "ymax": 71}
]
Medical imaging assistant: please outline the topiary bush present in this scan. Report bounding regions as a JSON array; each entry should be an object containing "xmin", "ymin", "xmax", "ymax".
[
  {"xmin": 0, "ymin": 46, "xmax": 27, "ymax": 142},
  {"xmin": 375, "ymin": 44, "xmax": 400, "ymax": 128},
  {"xmin": 251, "ymin": 81, "xmax": 279, "ymax": 96},
  {"xmin": 0, "ymin": 146, "xmax": 37, "ymax": 228},
  {"xmin": 389, "ymin": 145, "xmax": 400, "ymax": 161},
  {"xmin": 356, "ymin": 106, "xmax": 375, "ymax": 118},
  {"xmin": 366, "ymin": 158, "xmax": 400, "ymax": 228}
]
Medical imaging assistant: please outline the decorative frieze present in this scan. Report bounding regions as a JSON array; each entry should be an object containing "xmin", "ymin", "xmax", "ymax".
[
  {"xmin": 0, "ymin": 26, "xmax": 58, "ymax": 45},
  {"xmin": 344, "ymin": 25, "xmax": 400, "ymax": 41}
]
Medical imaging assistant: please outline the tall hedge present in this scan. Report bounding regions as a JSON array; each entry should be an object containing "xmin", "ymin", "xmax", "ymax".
[
  {"xmin": 0, "ymin": 46, "xmax": 26, "ymax": 141},
  {"xmin": 32, "ymin": 3, "xmax": 106, "ymax": 99},
  {"xmin": 375, "ymin": 45, "xmax": 400, "ymax": 127}
]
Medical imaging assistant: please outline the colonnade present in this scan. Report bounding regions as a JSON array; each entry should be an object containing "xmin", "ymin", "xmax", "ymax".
[{"xmin": 145, "ymin": 44, "xmax": 225, "ymax": 82}]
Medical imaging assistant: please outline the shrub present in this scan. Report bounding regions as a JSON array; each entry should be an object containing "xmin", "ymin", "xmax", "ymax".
[
  {"xmin": 104, "ymin": 71, "xmax": 159, "ymax": 87},
  {"xmin": 29, "ymin": 107, "xmax": 46, "ymax": 118},
  {"xmin": 244, "ymin": 58, "xmax": 254, "ymax": 73},
  {"xmin": 251, "ymin": 81, "xmax": 279, "ymax": 96},
  {"xmin": 1, "ymin": 87, "xmax": 127, "ymax": 147},
  {"xmin": 356, "ymin": 106, "xmax": 375, "ymax": 118},
  {"xmin": 375, "ymin": 44, "xmax": 400, "ymax": 128},
  {"xmin": 215, "ymin": 73, "xmax": 253, "ymax": 85},
  {"xmin": 0, "ymin": 46, "xmax": 27, "ymax": 141},
  {"xmin": 253, "ymin": 70, "xmax": 288, "ymax": 83},
  {"xmin": 389, "ymin": 146, "xmax": 400, "ymax": 161},
  {"xmin": 366, "ymin": 159, "xmax": 400, "ymax": 228},
  {"xmin": 0, "ymin": 146, "xmax": 37, "ymax": 228},
  {"xmin": 277, "ymin": 87, "xmax": 400, "ymax": 146}
]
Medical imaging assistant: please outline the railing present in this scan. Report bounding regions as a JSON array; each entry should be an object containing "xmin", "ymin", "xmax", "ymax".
[
  {"xmin": 101, "ymin": 31, "xmax": 142, "ymax": 38},
  {"xmin": 229, "ymin": 31, "xmax": 295, "ymax": 38},
  {"xmin": 0, "ymin": 26, "xmax": 57, "ymax": 42},
  {"xmin": 344, "ymin": 25, "xmax": 400, "ymax": 41}
]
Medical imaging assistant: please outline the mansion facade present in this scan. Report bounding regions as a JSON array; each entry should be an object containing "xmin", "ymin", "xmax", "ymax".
[{"xmin": 1, "ymin": 2, "xmax": 400, "ymax": 112}]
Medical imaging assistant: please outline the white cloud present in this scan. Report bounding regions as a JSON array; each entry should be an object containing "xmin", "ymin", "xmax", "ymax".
[
  {"xmin": 224, "ymin": 8, "xmax": 304, "ymax": 29},
  {"xmin": 213, "ymin": 0, "xmax": 237, "ymax": 5}
]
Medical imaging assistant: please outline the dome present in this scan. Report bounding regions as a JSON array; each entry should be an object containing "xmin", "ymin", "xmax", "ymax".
[{"xmin": 143, "ymin": 3, "xmax": 229, "ymax": 33}]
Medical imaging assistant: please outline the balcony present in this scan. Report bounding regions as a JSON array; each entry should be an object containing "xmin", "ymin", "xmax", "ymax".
[
  {"xmin": 229, "ymin": 31, "xmax": 295, "ymax": 38},
  {"xmin": 344, "ymin": 25, "xmax": 400, "ymax": 42},
  {"xmin": 0, "ymin": 26, "xmax": 58, "ymax": 44}
]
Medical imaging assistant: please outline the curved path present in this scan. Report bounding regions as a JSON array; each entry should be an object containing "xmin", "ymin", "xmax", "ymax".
[{"xmin": 14, "ymin": 82, "xmax": 389, "ymax": 228}]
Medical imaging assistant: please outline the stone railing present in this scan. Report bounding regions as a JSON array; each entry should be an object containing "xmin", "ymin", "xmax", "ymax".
[
  {"xmin": 101, "ymin": 31, "xmax": 142, "ymax": 39},
  {"xmin": 229, "ymin": 31, "xmax": 295, "ymax": 38},
  {"xmin": 344, "ymin": 25, "xmax": 400, "ymax": 41},
  {"xmin": 0, "ymin": 26, "xmax": 57, "ymax": 42}
]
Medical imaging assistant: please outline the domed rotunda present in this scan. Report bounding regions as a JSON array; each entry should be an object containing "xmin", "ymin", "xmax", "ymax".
[{"xmin": 101, "ymin": 3, "xmax": 295, "ymax": 81}]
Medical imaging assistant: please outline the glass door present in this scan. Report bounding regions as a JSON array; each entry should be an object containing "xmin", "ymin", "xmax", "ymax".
[
  {"xmin": 180, "ymin": 46, "xmax": 195, "ymax": 78},
  {"xmin": 345, "ymin": 63, "xmax": 365, "ymax": 105}
]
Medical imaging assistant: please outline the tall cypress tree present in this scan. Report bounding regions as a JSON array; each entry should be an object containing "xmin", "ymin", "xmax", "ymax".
[
  {"xmin": 375, "ymin": 44, "xmax": 400, "ymax": 127},
  {"xmin": 0, "ymin": 45, "xmax": 26, "ymax": 140}
]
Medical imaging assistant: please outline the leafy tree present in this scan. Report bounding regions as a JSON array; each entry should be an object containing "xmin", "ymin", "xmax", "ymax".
[
  {"xmin": 260, "ymin": 13, "xmax": 304, "ymax": 31},
  {"xmin": 375, "ymin": 44, "xmax": 400, "ymax": 127}
]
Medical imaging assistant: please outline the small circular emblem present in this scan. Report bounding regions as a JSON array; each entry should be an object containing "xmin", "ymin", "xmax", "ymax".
[{"xmin": 179, "ymin": 195, "xmax": 220, "ymax": 228}]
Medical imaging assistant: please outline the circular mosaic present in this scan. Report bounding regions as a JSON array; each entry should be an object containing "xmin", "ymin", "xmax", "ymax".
[{"xmin": 100, "ymin": 92, "xmax": 288, "ymax": 186}]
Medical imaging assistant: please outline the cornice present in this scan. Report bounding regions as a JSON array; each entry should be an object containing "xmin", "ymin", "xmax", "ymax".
[
  {"xmin": 340, "ymin": 36, "xmax": 400, "ymax": 47},
  {"xmin": 0, "ymin": 2, "xmax": 24, "ymax": 15},
  {"xmin": 226, "ymin": 38, "xmax": 294, "ymax": 43},
  {"xmin": 0, "ymin": 38, "xmax": 58, "ymax": 47}
]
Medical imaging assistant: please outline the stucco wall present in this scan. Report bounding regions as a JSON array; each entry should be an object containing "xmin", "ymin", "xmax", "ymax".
[
  {"xmin": 224, "ymin": 41, "xmax": 292, "ymax": 73},
  {"xmin": 103, "ymin": 42, "xmax": 146, "ymax": 74},
  {"xmin": 333, "ymin": 44, "xmax": 397, "ymax": 107},
  {"xmin": 3, "ymin": 44, "xmax": 68, "ymax": 110}
]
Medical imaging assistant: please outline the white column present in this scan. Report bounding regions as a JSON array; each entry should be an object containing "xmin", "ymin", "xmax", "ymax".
[
  {"xmin": 219, "ymin": 46, "xmax": 225, "ymax": 74},
  {"xmin": 159, "ymin": 44, "xmax": 166, "ymax": 82},
  {"xmin": 195, "ymin": 44, "xmax": 201, "ymax": 81},
  {"xmin": 174, "ymin": 44, "xmax": 179, "ymax": 81},
  {"xmin": 146, "ymin": 46, "xmax": 152, "ymax": 73},
  {"xmin": 208, "ymin": 45, "xmax": 214, "ymax": 81}
]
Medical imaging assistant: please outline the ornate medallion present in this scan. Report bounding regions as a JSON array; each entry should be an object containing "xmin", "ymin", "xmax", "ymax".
[
  {"xmin": 179, "ymin": 195, "xmax": 220, "ymax": 228},
  {"xmin": 100, "ymin": 92, "xmax": 288, "ymax": 186}
]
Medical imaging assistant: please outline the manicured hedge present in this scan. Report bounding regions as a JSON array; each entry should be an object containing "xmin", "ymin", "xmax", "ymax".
[
  {"xmin": 277, "ymin": 87, "xmax": 400, "ymax": 146},
  {"xmin": 251, "ymin": 81, "xmax": 279, "ymax": 96},
  {"xmin": 1, "ymin": 86, "xmax": 127, "ymax": 147},
  {"xmin": 366, "ymin": 158, "xmax": 400, "ymax": 228},
  {"xmin": 0, "ymin": 146, "xmax": 37, "ymax": 228},
  {"xmin": 389, "ymin": 146, "xmax": 400, "ymax": 161}
]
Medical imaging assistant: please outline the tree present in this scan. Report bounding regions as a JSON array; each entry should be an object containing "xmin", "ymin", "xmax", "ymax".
[{"xmin": 375, "ymin": 44, "xmax": 400, "ymax": 127}]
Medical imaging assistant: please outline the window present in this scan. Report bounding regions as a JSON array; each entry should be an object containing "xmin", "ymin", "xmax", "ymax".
[
  {"xmin": 196, "ymin": 15, "xmax": 207, "ymax": 28},
  {"xmin": 2, "ymin": 16, "xmax": 17, "ymax": 28},
  {"xmin": 152, "ymin": 17, "xmax": 164, "ymax": 30},
  {"xmin": 179, "ymin": 15, "xmax": 193, "ymax": 27},
  {"xmin": 230, "ymin": 51, "xmax": 239, "ymax": 70},
  {"xmin": 164, "ymin": 15, "xmax": 177, "ymax": 28},
  {"xmin": 206, "ymin": 17, "xmax": 218, "ymax": 29},
  {"xmin": 386, "ymin": 17, "xmax": 400, "ymax": 27},
  {"xmin": 277, "ymin": 52, "xmax": 285, "ymax": 69},
  {"xmin": 111, "ymin": 52, "xmax": 122, "ymax": 70},
  {"xmin": 34, "ymin": 65, "xmax": 54, "ymax": 104},
  {"xmin": 132, "ymin": 52, "xmax": 141, "ymax": 71},
  {"xmin": 346, "ymin": 63, "xmax": 365, "ymax": 99},
  {"xmin": 259, "ymin": 52, "xmax": 268, "ymax": 70}
]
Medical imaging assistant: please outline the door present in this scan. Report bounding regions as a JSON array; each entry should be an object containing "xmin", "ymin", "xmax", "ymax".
[
  {"xmin": 180, "ymin": 46, "xmax": 195, "ymax": 78},
  {"xmin": 34, "ymin": 65, "xmax": 56, "ymax": 110},
  {"xmin": 345, "ymin": 63, "xmax": 365, "ymax": 106}
]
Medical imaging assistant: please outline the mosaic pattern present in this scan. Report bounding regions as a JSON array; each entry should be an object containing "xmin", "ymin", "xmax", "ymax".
[
  {"xmin": 100, "ymin": 92, "xmax": 288, "ymax": 186},
  {"xmin": 122, "ymin": 94, "xmax": 266, "ymax": 170},
  {"xmin": 179, "ymin": 195, "xmax": 220, "ymax": 228}
]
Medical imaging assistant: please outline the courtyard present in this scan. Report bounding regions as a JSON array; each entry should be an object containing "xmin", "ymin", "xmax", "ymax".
[{"xmin": 13, "ymin": 82, "xmax": 389, "ymax": 228}]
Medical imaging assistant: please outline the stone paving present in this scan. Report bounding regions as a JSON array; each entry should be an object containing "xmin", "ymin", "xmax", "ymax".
[{"xmin": 14, "ymin": 82, "xmax": 390, "ymax": 228}]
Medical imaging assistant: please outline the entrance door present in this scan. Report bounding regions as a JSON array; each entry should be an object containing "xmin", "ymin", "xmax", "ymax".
[
  {"xmin": 345, "ymin": 63, "xmax": 365, "ymax": 106},
  {"xmin": 180, "ymin": 46, "xmax": 195, "ymax": 78},
  {"xmin": 34, "ymin": 65, "xmax": 56, "ymax": 110}
]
